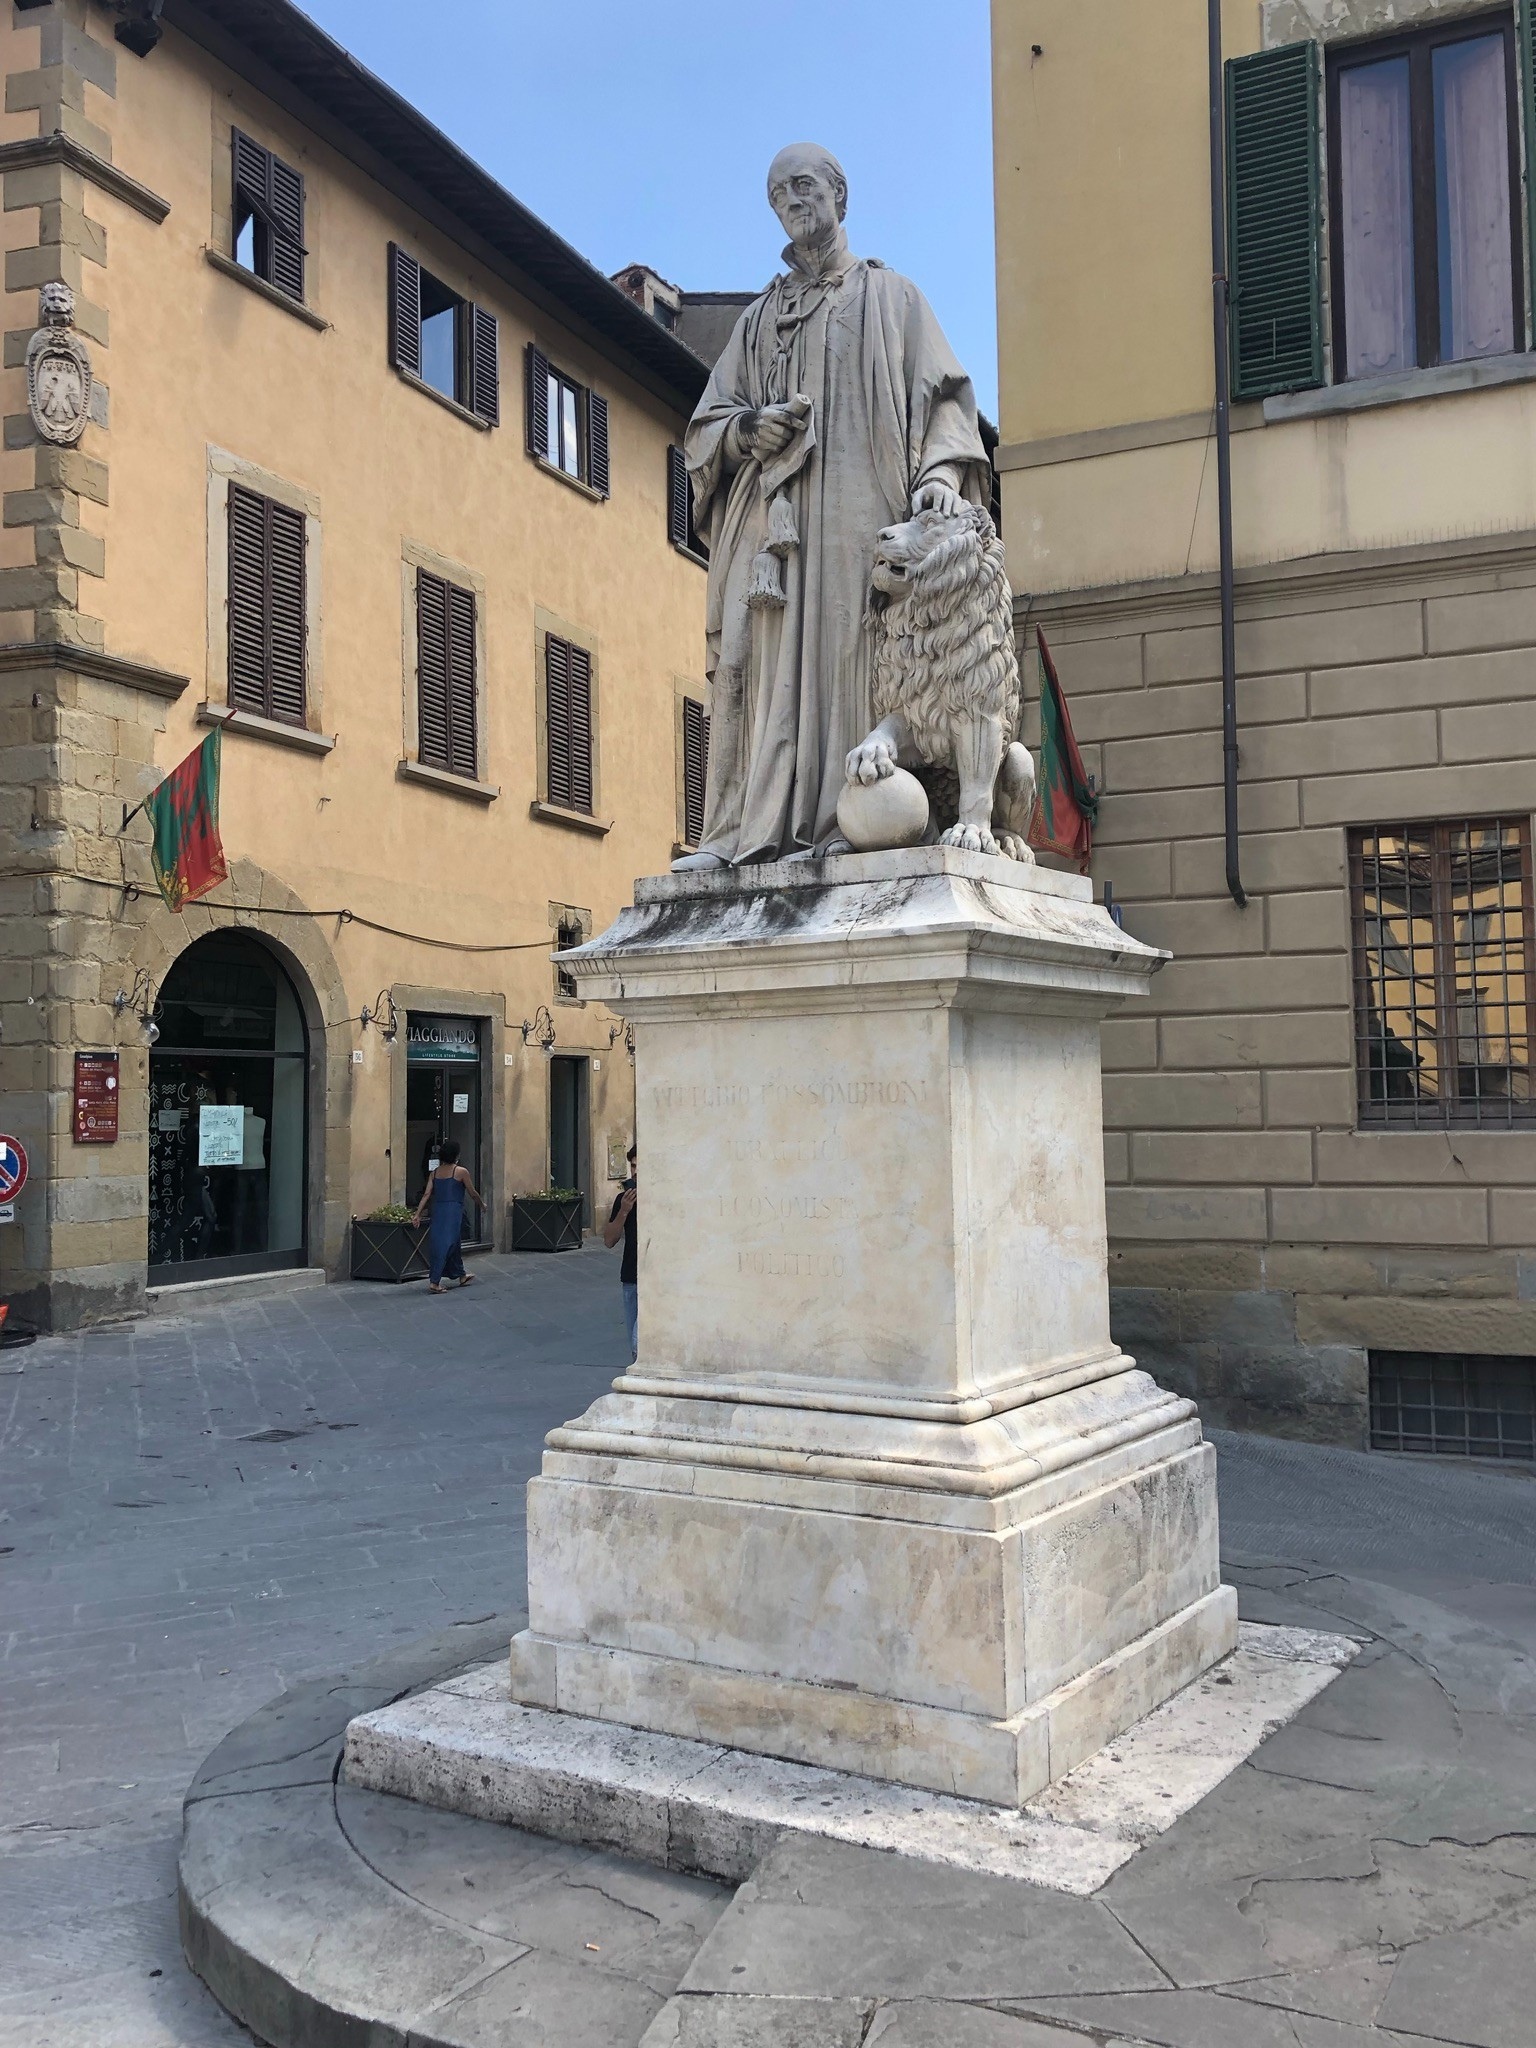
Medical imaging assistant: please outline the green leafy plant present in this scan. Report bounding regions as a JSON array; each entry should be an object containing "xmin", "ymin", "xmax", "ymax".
[
  {"xmin": 514, "ymin": 1187, "xmax": 582, "ymax": 1203},
  {"xmin": 365, "ymin": 1203, "xmax": 418, "ymax": 1224}
]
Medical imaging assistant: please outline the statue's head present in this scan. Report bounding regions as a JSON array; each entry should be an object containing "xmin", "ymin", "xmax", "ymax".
[{"xmin": 767, "ymin": 144, "xmax": 847, "ymax": 250}]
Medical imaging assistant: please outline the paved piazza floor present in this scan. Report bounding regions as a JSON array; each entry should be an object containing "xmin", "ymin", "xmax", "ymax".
[{"xmin": 3, "ymin": 1246, "xmax": 1534, "ymax": 2045}]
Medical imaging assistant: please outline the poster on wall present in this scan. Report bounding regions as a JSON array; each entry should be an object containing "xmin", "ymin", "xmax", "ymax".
[
  {"xmin": 198, "ymin": 1103, "xmax": 244, "ymax": 1167},
  {"xmin": 73, "ymin": 1051, "xmax": 119, "ymax": 1144}
]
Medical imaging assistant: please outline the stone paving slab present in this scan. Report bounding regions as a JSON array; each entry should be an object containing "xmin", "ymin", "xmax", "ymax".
[{"xmin": 342, "ymin": 1621, "xmax": 1357, "ymax": 1893}]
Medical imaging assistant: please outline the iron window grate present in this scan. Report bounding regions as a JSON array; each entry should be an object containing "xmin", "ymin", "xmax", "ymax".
[
  {"xmin": 1370, "ymin": 1350, "xmax": 1536, "ymax": 1460},
  {"xmin": 1349, "ymin": 817, "xmax": 1536, "ymax": 1128}
]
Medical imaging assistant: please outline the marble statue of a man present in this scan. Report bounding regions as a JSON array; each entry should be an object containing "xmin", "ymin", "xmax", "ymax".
[{"xmin": 676, "ymin": 144, "xmax": 991, "ymax": 869}]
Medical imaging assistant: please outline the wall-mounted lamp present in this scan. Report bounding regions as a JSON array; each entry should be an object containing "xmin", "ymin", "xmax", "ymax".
[
  {"xmin": 359, "ymin": 989, "xmax": 399, "ymax": 1045},
  {"xmin": 521, "ymin": 1004, "xmax": 556, "ymax": 1054},
  {"xmin": 113, "ymin": 968, "xmax": 161, "ymax": 1046},
  {"xmin": 608, "ymin": 1018, "xmax": 635, "ymax": 1060}
]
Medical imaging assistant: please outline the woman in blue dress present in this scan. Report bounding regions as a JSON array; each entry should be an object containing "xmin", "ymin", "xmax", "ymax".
[{"xmin": 412, "ymin": 1140, "xmax": 483, "ymax": 1293}]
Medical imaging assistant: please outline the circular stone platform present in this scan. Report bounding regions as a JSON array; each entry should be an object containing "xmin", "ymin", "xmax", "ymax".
[{"xmin": 176, "ymin": 1615, "xmax": 731, "ymax": 2048}]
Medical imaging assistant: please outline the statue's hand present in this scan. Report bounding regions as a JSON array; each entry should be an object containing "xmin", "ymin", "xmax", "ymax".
[
  {"xmin": 740, "ymin": 401, "xmax": 807, "ymax": 461},
  {"xmin": 846, "ymin": 732, "xmax": 899, "ymax": 785},
  {"xmin": 912, "ymin": 479, "xmax": 963, "ymax": 518}
]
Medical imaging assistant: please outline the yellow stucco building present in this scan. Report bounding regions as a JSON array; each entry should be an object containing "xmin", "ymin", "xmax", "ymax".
[
  {"xmin": 996, "ymin": 0, "xmax": 1536, "ymax": 1450},
  {"xmin": 1, "ymin": 0, "xmax": 711, "ymax": 1327}
]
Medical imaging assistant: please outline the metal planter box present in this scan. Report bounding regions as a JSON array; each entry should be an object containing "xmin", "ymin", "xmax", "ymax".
[
  {"xmin": 350, "ymin": 1217, "xmax": 430, "ymax": 1282},
  {"xmin": 509, "ymin": 1196, "xmax": 583, "ymax": 1253}
]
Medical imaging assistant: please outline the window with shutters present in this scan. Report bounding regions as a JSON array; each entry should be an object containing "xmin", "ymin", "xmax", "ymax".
[
  {"xmin": 415, "ymin": 569, "xmax": 478, "ymax": 780},
  {"xmin": 553, "ymin": 913, "xmax": 588, "ymax": 1002},
  {"xmin": 387, "ymin": 243, "xmax": 500, "ymax": 426},
  {"xmin": 232, "ymin": 130, "xmax": 306, "ymax": 303},
  {"xmin": 667, "ymin": 445, "xmax": 706, "ymax": 562},
  {"xmin": 1327, "ymin": 18, "xmax": 1523, "ymax": 378},
  {"xmin": 525, "ymin": 344, "xmax": 610, "ymax": 496},
  {"xmin": 227, "ymin": 483, "xmax": 307, "ymax": 726},
  {"xmin": 542, "ymin": 631, "xmax": 595, "ymax": 814},
  {"xmin": 1349, "ymin": 817, "xmax": 1536, "ymax": 1127},
  {"xmin": 680, "ymin": 696, "xmax": 710, "ymax": 848}
]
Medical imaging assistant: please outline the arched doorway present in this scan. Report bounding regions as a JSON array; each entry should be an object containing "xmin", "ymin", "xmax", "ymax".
[{"xmin": 147, "ymin": 934, "xmax": 310, "ymax": 1286}]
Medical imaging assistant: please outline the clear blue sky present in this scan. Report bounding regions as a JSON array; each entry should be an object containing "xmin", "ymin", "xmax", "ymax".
[{"xmin": 295, "ymin": 1, "xmax": 999, "ymax": 415}]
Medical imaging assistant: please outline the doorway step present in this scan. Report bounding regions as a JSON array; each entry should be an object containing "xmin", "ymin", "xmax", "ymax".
[{"xmin": 145, "ymin": 1267, "xmax": 326, "ymax": 1316}]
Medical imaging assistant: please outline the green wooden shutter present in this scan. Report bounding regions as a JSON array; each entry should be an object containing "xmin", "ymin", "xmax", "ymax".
[
  {"xmin": 1520, "ymin": 0, "xmax": 1536, "ymax": 346},
  {"xmin": 1226, "ymin": 41, "xmax": 1324, "ymax": 400}
]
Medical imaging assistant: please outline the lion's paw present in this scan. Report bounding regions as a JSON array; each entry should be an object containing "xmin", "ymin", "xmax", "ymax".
[
  {"xmin": 997, "ymin": 834, "xmax": 1035, "ymax": 865},
  {"xmin": 845, "ymin": 734, "xmax": 898, "ymax": 786},
  {"xmin": 940, "ymin": 823, "xmax": 999, "ymax": 856}
]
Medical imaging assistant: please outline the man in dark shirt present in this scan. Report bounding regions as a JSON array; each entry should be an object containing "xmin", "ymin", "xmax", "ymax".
[{"xmin": 602, "ymin": 1143, "xmax": 638, "ymax": 1361}]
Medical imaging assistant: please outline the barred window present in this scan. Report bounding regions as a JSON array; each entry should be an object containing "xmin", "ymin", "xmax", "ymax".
[
  {"xmin": 1349, "ymin": 818, "xmax": 1535, "ymax": 1127},
  {"xmin": 1371, "ymin": 1351, "xmax": 1535, "ymax": 1461}
]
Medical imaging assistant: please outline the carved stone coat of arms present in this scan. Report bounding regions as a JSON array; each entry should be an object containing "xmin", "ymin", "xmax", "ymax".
[{"xmin": 26, "ymin": 283, "xmax": 93, "ymax": 447}]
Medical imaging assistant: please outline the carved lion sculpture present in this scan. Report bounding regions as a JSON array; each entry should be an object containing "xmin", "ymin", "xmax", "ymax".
[{"xmin": 846, "ymin": 504, "xmax": 1037, "ymax": 860}]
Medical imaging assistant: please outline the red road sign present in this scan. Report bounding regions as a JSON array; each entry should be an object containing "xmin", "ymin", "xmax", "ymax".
[{"xmin": 0, "ymin": 1135, "xmax": 28, "ymax": 1202}]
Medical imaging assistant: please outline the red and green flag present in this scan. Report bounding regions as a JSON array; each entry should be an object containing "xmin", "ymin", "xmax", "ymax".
[
  {"xmin": 144, "ymin": 726, "xmax": 228, "ymax": 911},
  {"xmin": 1028, "ymin": 627, "xmax": 1098, "ymax": 869}
]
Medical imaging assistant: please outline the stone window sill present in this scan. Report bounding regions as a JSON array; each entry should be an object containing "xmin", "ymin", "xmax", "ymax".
[
  {"xmin": 204, "ymin": 248, "xmax": 329, "ymax": 332},
  {"xmin": 530, "ymin": 799, "xmax": 611, "ymax": 836},
  {"xmin": 396, "ymin": 758, "xmax": 499, "ymax": 803},
  {"xmin": 394, "ymin": 367, "xmax": 491, "ymax": 432},
  {"xmin": 529, "ymin": 453, "xmax": 605, "ymax": 502},
  {"xmin": 671, "ymin": 540, "xmax": 708, "ymax": 569},
  {"xmin": 197, "ymin": 702, "xmax": 335, "ymax": 754},
  {"xmin": 1264, "ymin": 350, "xmax": 1536, "ymax": 424}
]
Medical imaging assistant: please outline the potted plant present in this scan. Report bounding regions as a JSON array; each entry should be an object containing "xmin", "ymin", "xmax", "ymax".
[
  {"xmin": 350, "ymin": 1204, "xmax": 430, "ymax": 1282},
  {"xmin": 510, "ymin": 1186, "xmax": 584, "ymax": 1252}
]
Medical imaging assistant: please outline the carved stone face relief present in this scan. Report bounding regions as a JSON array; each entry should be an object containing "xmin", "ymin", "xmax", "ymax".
[{"xmin": 26, "ymin": 283, "xmax": 92, "ymax": 447}]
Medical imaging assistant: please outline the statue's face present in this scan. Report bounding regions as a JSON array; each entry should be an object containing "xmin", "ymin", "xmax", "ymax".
[{"xmin": 767, "ymin": 149, "xmax": 844, "ymax": 249}]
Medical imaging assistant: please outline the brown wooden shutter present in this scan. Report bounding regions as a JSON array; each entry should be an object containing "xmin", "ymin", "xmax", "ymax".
[
  {"xmin": 468, "ymin": 305, "xmax": 499, "ymax": 427},
  {"xmin": 667, "ymin": 444, "xmax": 689, "ymax": 550},
  {"xmin": 416, "ymin": 568, "xmax": 451, "ymax": 771},
  {"xmin": 232, "ymin": 128, "xmax": 271, "ymax": 223},
  {"xmin": 567, "ymin": 642, "xmax": 593, "ymax": 810},
  {"xmin": 266, "ymin": 500, "xmax": 307, "ymax": 725},
  {"xmin": 545, "ymin": 632, "xmax": 573, "ymax": 808},
  {"xmin": 447, "ymin": 582, "xmax": 477, "ymax": 777},
  {"xmin": 227, "ymin": 485, "xmax": 306, "ymax": 725},
  {"xmin": 526, "ymin": 343, "xmax": 550, "ymax": 458},
  {"xmin": 682, "ymin": 696, "xmax": 709, "ymax": 846},
  {"xmin": 267, "ymin": 153, "xmax": 305, "ymax": 303},
  {"xmin": 227, "ymin": 483, "xmax": 269, "ymax": 716},
  {"xmin": 586, "ymin": 390, "xmax": 610, "ymax": 497},
  {"xmin": 233, "ymin": 129, "xmax": 305, "ymax": 303},
  {"xmin": 389, "ymin": 243, "xmax": 422, "ymax": 378}
]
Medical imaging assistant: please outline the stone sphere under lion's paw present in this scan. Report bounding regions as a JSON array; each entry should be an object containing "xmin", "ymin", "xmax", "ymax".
[{"xmin": 836, "ymin": 767, "xmax": 930, "ymax": 852}]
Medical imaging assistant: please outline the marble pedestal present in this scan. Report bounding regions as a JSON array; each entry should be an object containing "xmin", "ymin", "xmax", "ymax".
[{"xmin": 511, "ymin": 847, "xmax": 1237, "ymax": 1806}]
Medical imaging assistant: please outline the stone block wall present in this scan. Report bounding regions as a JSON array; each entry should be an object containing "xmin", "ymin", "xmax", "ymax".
[{"xmin": 1028, "ymin": 532, "xmax": 1536, "ymax": 1445}]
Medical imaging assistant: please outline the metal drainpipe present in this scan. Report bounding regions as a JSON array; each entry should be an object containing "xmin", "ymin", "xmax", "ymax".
[{"xmin": 1208, "ymin": 0, "xmax": 1247, "ymax": 909}]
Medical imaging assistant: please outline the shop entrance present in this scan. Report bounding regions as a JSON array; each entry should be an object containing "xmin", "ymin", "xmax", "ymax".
[
  {"xmin": 405, "ymin": 1013, "xmax": 487, "ymax": 1246},
  {"xmin": 147, "ymin": 934, "xmax": 309, "ymax": 1285},
  {"xmin": 549, "ymin": 1055, "xmax": 590, "ymax": 1222}
]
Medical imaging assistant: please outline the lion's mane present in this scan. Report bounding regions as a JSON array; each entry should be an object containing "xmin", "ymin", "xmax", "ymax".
[{"xmin": 869, "ymin": 507, "xmax": 1020, "ymax": 768}]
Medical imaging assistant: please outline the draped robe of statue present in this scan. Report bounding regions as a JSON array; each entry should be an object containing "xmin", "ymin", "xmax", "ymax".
[{"xmin": 685, "ymin": 247, "xmax": 990, "ymax": 864}]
